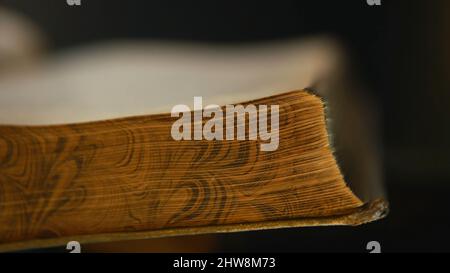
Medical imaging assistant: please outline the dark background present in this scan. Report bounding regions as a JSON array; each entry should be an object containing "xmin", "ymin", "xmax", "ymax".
[{"xmin": 1, "ymin": 0, "xmax": 449, "ymax": 252}]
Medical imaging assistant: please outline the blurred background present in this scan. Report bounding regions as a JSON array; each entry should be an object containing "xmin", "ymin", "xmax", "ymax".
[{"xmin": 0, "ymin": 0, "xmax": 449, "ymax": 252}]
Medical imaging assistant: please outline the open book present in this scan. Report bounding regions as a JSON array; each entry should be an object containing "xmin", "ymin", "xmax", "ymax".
[{"xmin": 0, "ymin": 38, "xmax": 388, "ymax": 251}]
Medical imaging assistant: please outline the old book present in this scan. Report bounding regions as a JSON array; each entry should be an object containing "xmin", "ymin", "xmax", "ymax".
[{"xmin": 0, "ymin": 38, "xmax": 388, "ymax": 251}]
